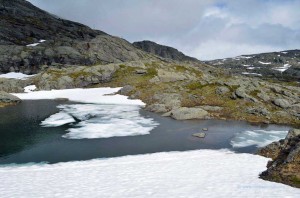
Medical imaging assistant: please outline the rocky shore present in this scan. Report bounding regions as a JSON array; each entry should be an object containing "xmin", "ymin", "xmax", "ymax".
[{"xmin": 258, "ymin": 129, "xmax": 300, "ymax": 188}]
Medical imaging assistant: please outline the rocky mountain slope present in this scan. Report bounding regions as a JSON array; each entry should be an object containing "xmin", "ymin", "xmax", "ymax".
[
  {"xmin": 258, "ymin": 129, "xmax": 300, "ymax": 188},
  {"xmin": 0, "ymin": 0, "xmax": 152, "ymax": 74},
  {"xmin": 133, "ymin": 40, "xmax": 199, "ymax": 62},
  {"xmin": 206, "ymin": 50, "xmax": 300, "ymax": 81}
]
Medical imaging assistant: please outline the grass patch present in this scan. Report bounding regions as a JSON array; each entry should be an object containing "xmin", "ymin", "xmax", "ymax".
[{"xmin": 186, "ymin": 82, "xmax": 203, "ymax": 90}]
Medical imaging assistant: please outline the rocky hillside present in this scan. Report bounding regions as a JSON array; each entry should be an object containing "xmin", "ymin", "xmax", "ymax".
[
  {"xmin": 0, "ymin": 0, "xmax": 152, "ymax": 74},
  {"xmin": 133, "ymin": 40, "xmax": 199, "ymax": 62},
  {"xmin": 206, "ymin": 50, "xmax": 300, "ymax": 81},
  {"xmin": 258, "ymin": 129, "xmax": 300, "ymax": 188}
]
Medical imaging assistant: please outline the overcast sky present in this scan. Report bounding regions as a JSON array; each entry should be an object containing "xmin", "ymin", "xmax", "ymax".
[{"xmin": 28, "ymin": 0, "xmax": 300, "ymax": 60}]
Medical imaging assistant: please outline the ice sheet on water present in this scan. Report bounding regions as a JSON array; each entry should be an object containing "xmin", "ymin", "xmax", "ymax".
[
  {"xmin": 0, "ymin": 149, "xmax": 299, "ymax": 198},
  {"xmin": 41, "ymin": 104, "xmax": 159, "ymax": 139},
  {"xmin": 230, "ymin": 129, "xmax": 288, "ymax": 148},
  {"xmin": 41, "ymin": 112, "xmax": 76, "ymax": 127}
]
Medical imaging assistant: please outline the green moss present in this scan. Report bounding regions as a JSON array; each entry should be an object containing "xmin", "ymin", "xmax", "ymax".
[
  {"xmin": 291, "ymin": 176, "xmax": 300, "ymax": 185},
  {"xmin": 174, "ymin": 65, "xmax": 188, "ymax": 72},
  {"xmin": 146, "ymin": 68, "xmax": 157, "ymax": 77},
  {"xmin": 250, "ymin": 90, "xmax": 260, "ymax": 97},
  {"xmin": 119, "ymin": 64, "xmax": 126, "ymax": 69},
  {"xmin": 69, "ymin": 70, "xmax": 90, "ymax": 79},
  {"xmin": 186, "ymin": 82, "xmax": 203, "ymax": 90}
]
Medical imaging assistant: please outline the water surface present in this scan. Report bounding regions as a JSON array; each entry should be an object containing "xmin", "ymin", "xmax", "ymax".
[{"xmin": 0, "ymin": 100, "xmax": 290, "ymax": 164}]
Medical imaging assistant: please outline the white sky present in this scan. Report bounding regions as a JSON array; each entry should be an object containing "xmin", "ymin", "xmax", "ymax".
[{"xmin": 28, "ymin": 0, "xmax": 300, "ymax": 60}]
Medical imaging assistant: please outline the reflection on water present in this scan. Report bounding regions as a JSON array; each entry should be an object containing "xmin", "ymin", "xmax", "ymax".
[{"xmin": 0, "ymin": 100, "xmax": 291, "ymax": 165}]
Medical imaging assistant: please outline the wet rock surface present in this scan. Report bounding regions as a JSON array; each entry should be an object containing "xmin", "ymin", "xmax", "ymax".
[{"xmin": 257, "ymin": 129, "xmax": 300, "ymax": 188}]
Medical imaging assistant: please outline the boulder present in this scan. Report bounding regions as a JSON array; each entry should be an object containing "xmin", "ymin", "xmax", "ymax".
[
  {"xmin": 273, "ymin": 99, "xmax": 291, "ymax": 109},
  {"xmin": 0, "ymin": 91, "xmax": 21, "ymax": 103},
  {"xmin": 145, "ymin": 104, "xmax": 168, "ymax": 113},
  {"xmin": 170, "ymin": 107, "xmax": 209, "ymax": 120},
  {"xmin": 192, "ymin": 132, "xmax": 206, "ymax": 138},
  {"xmin": 215, "ymin": 86, "xmax": 230, "ymax": 95},
  {"xmin": 119, "ymin": 85, "xmax": 134, "ymax": 95},
  {"xmin": 246, "ymin": 107, "xmax": 270, "ymax": 116}
]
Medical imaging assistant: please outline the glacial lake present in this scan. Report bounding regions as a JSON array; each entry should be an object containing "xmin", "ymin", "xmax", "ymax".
[{"xmin": 0, "ymin": 100, "xmax": 290, "ymax": 165}]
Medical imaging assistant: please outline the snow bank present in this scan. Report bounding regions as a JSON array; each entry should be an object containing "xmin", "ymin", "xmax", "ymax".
[
  {"xmin": 0, "ymin": 72, "xmax": 35, "ymax": 80},
  {"xmin": 12, "ymin": 88, "xmax": 144, "ymax": 106},
  {"xmin": 0, "ymin": 149, "xmax": 299, "ymax": 198},
  {"xmin": 242, "ymin": 72, "xmax": 262, "ymax": 76},
  {"xmin": 26, "ymin": 39, "xmax": 46, "ymax": 47},
  {"xmin": 273, "ymin": 64, "xmax": 291, "ymax": 72},
  {"xmin": 258, "ymin": 61, "xmax": 271, "ymax": 65},
  {"xmin": 24, "ymin": 85, "xmax": 36, "ymax": 93},
  {"xmin": 231, "ymin": 129, "xmax": 288, "ymax": 148},
  {"xmin": 41, "ymin": 104, "xmax": 158, "ymax": 139}
]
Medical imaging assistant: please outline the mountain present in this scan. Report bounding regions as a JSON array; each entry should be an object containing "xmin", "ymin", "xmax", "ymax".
[
  {"xmin": 0, "ymin": 0, "xmax": 151, "ymax": 74},
  {"xmin": 133, "ymin": 40, "xmax": 199, "ymax": 62},
  {"xmin": 205, "ymin": 50, "xmax": 300, "ymax": 81},
  {"xmin": 0, "ymin": 0, "xmax": 106, "ymax": 45}
]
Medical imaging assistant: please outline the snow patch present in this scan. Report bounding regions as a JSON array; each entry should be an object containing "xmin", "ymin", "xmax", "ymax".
[
  {"xmin": 258, "ymin": 61, "xmax": 271, "ymax": 65},
  {"xmin": 242, "ymin": 72, "xmax": 262, "ymax": 76},
  {"xmin": 273, "ymin": 64, "xmax": 291, "ymax": 72},
  {"xmin": 231, "ymin": 130, "xmax": 288, "ymax": 148},
  {"xmin": 42, "ymin": 104, "xmax": 158, "ymax": 139},
  {"xmin": 26, "ymin": 39, "xmax": 46, "ymax": 47},
  {"xmin": 12, "ymin": 88, "xmax": 144, "ymax": 106},
  {"xmin": 0, "ymin": 150, "xmax": 299, "ymax": 198},
  {"xmin": 24, "ymin": 85, "xmax": 36, "ymax": 93},
  {"xmin": 281, "ymin": 51, "xmax": 288, "ymax": 54},
  {"xmin": 0, "ymin": 72, "xmax": 35, "ymax": 80}
]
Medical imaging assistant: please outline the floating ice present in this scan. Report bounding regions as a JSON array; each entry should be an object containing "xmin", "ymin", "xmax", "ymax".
[
  {"xmin": 230, "ymin": 129, "xmax": 288, "ymax": 148},
  {"xmin": 0, "ymin": 72, "xmax": 35, "ymax": 80},
  {"xmin": 273, "ymin": 64, "xmax": 291, "ymax": 72},
  {"xmin": 242, "ymin": 72, "xmax": 262, "ymax": 76},
  {"xmin": 0, "ymin": 149, "xmax": 299, "ymax": 198},
  {"xmin": 12, "ymin": 88, "xmax": 144, "ymax": 106},
  {"xmin": 41, "ymin": 112, "xmax": 76, "ymax": 127},
  {"xmin": 42, "ymin": 104, "xmax": 158, "ymax": 139},
  {"xmin": 24, "ymin": 85, "xmax": 36, "ymax": 93}
]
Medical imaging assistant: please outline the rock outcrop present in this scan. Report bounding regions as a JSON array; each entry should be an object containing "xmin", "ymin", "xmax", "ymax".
[
  {"xmin": 0, "ymin": 91, "xmax": 21, "ymax": 103},
  {"xmin": 257, "ymin": 129, "xmax": 300, "ymax": 188},
  {"xmin": 170, "ymin": 107, "xmax": 209, "ymax": 120},
  {"xmin": 133, "ymin": 40, "xmax": 199, "ymax": 62}
]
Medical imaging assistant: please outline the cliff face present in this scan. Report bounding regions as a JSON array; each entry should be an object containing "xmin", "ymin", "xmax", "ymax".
[
  {"xmin": 0, "ymin": 0, "xmax": 151, "ymax": 74},
  {"xmin": 133, "ymin": 40, "xmax": 199, "ymax": 62},
  {"xmin": 258, "ymin": 129, "xmax": 300, "ymax": 188}
]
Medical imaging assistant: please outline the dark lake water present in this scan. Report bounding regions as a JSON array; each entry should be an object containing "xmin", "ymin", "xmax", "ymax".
[{"xmin": 0, "ymin": 100, "xmax": 290, "ymax": 165}]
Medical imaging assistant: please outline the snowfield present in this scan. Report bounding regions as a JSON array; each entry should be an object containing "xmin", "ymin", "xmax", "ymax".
[
  {"xmin": 0, "ymin": 149, "xmax": 299, "ymax": 198},
  {"xmin": 12, "ymin": 87, "xmax": 144, "ymax": 106},
  {"xmin": 0, "ymin": 72, "xmax": 35, "ymax": 80}
]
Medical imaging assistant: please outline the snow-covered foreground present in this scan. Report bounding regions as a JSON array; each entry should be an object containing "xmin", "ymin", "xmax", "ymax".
[
  {"xmin": 0, "ymin": 150, "xmax": 299, "ymax": 198},
  {"xmin": 0, "ymin": 72, "xmax": 35, "ymax": 80},
  {"xmin": 12, "ymin": 87, "xmax": 144, "ymax": 105}
]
